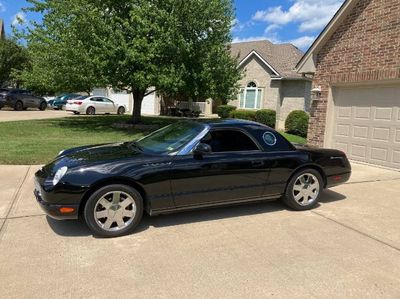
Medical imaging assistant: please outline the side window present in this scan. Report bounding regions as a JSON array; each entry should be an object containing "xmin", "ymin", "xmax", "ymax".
[
  {"xmin": 260, "ymin": 130, "xmax": 294, "ymax": 152},
  {"xmin": 103, "ymin": 98, "xmax": 113, "ymax": 103},
  {"xmin": 201, "ymin": 129, "xmax": 259, "ymax": 152}
]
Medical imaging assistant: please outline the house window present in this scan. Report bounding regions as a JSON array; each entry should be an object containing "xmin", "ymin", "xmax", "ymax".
[{"xmin": 239, "ymin": 81, "xmax": 262, "ymax": 109}]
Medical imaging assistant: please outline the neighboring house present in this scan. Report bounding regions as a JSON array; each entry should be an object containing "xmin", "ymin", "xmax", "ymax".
[
  {"xmin": 120, "ymin": 40, "xmax": 311, "ymax": 121},
  {"xmin": 0, "ymin": 19, "xmax": 5, "ymax": 40},
  {"xmin": 230, "ymin": 40, "xmax": 312, "ymax": 129},
  {"xmin": 297, "ymin": 0, "xmax": 400, "ymax": 169},
  {"xmin": 92, "ymin": 87, "xmax": 161, "ymax": 115},
  {"xmin": 94, "ymin": 87, "xmax": 212, "ymax": 116}
]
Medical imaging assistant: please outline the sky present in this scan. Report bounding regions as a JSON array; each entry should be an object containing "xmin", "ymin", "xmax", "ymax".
[{"xmin": 0, "ymin": 0, "xmax": 345, "ymax": 51}]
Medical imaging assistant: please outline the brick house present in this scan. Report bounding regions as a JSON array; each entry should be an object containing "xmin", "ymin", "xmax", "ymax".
[
  {"xmin": 297, "ymin": 0, "xmax": 400, "ymax": 169},
  {"xmin": 230, "ymin": 41, "xmax": 312, "ymax": 129}
]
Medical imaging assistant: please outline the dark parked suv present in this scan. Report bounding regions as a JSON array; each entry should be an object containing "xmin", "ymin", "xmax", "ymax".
[{"xmin": 0, "ymin": 88, "xmax": 47, "ymax": 111}]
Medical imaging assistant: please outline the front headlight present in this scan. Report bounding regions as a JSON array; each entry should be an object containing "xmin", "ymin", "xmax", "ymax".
[{"xmin": 53, "ymin": 166, "xmax": 68, "ymax": 186}]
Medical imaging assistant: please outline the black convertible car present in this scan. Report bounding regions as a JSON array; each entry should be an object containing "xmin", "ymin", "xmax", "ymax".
[{"xmin": 34, "ymin": 119, "xmax": 351, "ymax": 237}]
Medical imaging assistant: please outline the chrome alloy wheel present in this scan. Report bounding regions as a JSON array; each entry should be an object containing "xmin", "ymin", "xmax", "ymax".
[
  {"xmin": 94, "ymin": 191, "xmax": 136, "ymax": 231},
  {"xmin": 292, "ymin": 173, "xmax": 320, "ymax": 206}
]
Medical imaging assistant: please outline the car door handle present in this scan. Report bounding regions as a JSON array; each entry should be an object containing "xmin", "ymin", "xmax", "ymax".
[{"xmin": 252, "ymin": 161, "xmax": 264, "ymax": 167}]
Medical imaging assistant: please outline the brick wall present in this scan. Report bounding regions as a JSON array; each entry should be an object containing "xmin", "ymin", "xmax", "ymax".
[{"xmin": 308, "ymin": 0, "xmax": 400, "ymax": 146}]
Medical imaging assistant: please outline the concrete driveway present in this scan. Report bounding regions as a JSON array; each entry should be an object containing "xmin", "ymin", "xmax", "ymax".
[
  {"xmin": 0, "ymin": 109, "xmax": 72, "ymax": 122},
  {"xmin": 0, "ymin": 162, "xmax": 400, "ymax": 298}
]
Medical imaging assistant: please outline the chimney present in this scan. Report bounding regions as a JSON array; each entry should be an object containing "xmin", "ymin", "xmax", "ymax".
[{"xmin": 0, "ymin": 19, "xmax": 5, "ymax": 40}]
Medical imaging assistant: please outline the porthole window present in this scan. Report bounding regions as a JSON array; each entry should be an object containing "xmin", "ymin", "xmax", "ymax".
[{"xmin": 263, "ymin": 132, "xmax": 277, "ymax": 146}]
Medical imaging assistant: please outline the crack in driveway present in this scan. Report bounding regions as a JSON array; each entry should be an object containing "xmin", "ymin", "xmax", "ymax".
[
  {"xmin": 312, "ymin": 210, "xmax": 400, "ymax": 254},
  {"xmin": 345, "ymin": 178, "xmax": 400, "ymax": 185},
  {"xmin": 0, "ymin": 166, "xmax": 31, "ymax": 238}
]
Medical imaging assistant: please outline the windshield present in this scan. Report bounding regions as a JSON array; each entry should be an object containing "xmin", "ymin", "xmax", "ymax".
[{"xmin": 136, "ymin": 121, "xmax": 205, "ymax": 154}]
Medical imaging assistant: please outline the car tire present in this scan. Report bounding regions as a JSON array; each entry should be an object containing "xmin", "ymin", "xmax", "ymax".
[
  {"xmin": 84, "ymin": 184, "xmax": 143, "ymax": 238},
  {"xmin": 86, "ymin": 106, "xmax": 95, "ymax": 115},
  {"xmin": 14, "ymin": 101, "xmax": 23, "ymax": 111},
  {"xmin": 282, "ymin": 169, "xmax": 323, "ymax": 211},
  {"xmin": 39, "ymin": 101, "xmax": 47, "ymax": 111},
  {"xmin": 117, "ymin": 106, "xmax": 125, "ymax": 115}
]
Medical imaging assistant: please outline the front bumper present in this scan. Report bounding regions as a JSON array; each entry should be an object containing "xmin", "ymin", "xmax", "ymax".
[
  {"xmin": 0, "ymin": 99, "xmax": 13, "ymax": 108},
  {"xmin": 34, "ymin": 188, "xmax": 79, "ymax": 220}
]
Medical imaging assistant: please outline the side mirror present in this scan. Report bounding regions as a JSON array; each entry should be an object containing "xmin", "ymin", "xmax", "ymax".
[{"xmin": 193, "ymin": 143, "xmax": 212, "ymax": 157}]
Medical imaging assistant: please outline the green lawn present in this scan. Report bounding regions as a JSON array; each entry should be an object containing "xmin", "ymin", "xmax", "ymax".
[
  {"xmin": 0, "ymin": 116, "xmax": 306, "ymax": 165},
  {"xmin": 280, "ymin": 132, "xmax": 307, "ymax": 145},
  {"xmin": 0, "ymin": 116, "xmax": 177, "ymax": 165}
]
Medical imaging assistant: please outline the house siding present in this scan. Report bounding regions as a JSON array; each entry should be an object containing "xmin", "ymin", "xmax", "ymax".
[
  {"xmin": 232, "ymin": 55, "xmax": 310, "ymax": 127},
  {"xmin": 278, "ymin": 80, "xmax": 312, "ymax": 130},
  {"xmin": 235, "ymin": 55, "xmax": 278, "ymax": 110},
  {"xmin": 308, "ymin": 0, "xmax": 400, "ymax": 146}
]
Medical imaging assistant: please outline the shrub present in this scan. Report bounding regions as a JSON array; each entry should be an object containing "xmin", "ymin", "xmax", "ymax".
[
  {"xmin": 255, "ymin": 109, "xmax": 276, "ymax": 128},
  {"xmin": 216, "ymin": 105, "xmax": 236, "ymax": 118},
  {"xmin": 229, "ymin": 109, "xmax": 256, "ymax": 121},
  {"xmin": 285, "ymin": 110, "xmax": 309, "ymax": 137}
]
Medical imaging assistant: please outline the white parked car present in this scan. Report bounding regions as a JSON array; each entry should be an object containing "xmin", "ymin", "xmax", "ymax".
[{"xmin": 65, "ymin": 96, "xmax": 126, "ymax": 115}]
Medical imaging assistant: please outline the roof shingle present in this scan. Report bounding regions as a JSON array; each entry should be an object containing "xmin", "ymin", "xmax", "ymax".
[{"xmin": 230, "ymin": 40, "xmax": 304, "ymax": 78}]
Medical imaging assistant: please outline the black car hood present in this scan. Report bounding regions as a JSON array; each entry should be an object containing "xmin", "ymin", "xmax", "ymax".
[{"xmin": 44, "ymin": 142, "xmax": 153, "ymax": 175}]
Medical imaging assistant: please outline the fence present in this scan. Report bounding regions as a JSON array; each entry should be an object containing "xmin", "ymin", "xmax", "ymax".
[{"xmin": 177, "ymin": 101, "xmax": 206, "ymax": 113}]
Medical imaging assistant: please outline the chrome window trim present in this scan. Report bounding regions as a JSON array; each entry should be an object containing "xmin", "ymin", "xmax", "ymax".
[
  {"xmin": 176, "ymin": 124, "xmax": 211, "ymax": 156},
  {"xmin": 177, "ymin": 125, "xmax": 264, "ymax": 155}
]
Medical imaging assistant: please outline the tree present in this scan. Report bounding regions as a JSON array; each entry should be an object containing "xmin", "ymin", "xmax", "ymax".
[
  {"xmin": 159, "ymin": 0, "xmax": 241, "ymax": 103},
  {"xmin": 21, "ymin": 0, "xmax": 241, "ymax": 123},
  {"xmin": 0, "ymin": 38, "xmax": 30, "ymax": 88},
  {"xmin": 17, "ymin": 0, "xmax": 107, "ymax": 95}
]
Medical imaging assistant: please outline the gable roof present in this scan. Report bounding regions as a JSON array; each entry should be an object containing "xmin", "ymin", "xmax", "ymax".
[
  {"xmin": 231, "ymin": 40, "xmax": 305, "ymax": 79},
  {"xmin": 296, "ymin": 0, "xmax": 359, "ymax": 74},
  {"xmin": 0, "ymin": 19, "xmax": 5, "ymax": 40}
]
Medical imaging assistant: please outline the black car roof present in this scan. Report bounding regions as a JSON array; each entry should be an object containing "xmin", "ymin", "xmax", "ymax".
[{"xmin": 197, "ymin": 118, "xmax": 269, "ymax": 129}]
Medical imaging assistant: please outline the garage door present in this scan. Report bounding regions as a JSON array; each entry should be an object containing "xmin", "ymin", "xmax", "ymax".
[
  {"xmin": 141, "ymin": 93, "xmax": 156, "ymax": 115},
  {"xmin": 332, "ymin": 85, "xmax": 400, "ymax": 169}
]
